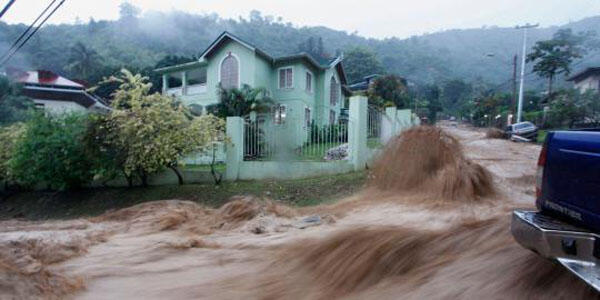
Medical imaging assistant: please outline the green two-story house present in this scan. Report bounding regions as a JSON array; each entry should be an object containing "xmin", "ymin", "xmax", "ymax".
[{"xmin": 155, "ymin": 32, "xmax": 350, "ymax": 127}]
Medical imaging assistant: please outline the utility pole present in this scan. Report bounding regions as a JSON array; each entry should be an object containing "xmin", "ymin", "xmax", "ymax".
[
  {"xmin": 511, "ymin": 54, "xmax": 517, "ymax": 124},
  {"xmin": 516, "ymin": 23, "xmax": 539, "ymax": 123}
]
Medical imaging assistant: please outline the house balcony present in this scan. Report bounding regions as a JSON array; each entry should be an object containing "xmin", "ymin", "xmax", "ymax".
[
  {"xmin": 166, "ymin": 87, "xmax": 183, "ymax": 97},
  {"xmin": 186, "ymin": 84, "xmax": 207, "ymax": 95},
  {"xmin": 165, "ymin": 84, "xmax": 207, "ymax": 97}
]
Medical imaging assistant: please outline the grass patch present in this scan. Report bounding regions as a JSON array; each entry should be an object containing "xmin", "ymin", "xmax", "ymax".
[
  {"xmin": 367, "ymin": 138, "xmax": 383, "ymax": 149},
  {"xmin": 537, "ymin": 130, "xmax": 548, "ymax": 144},
  {"xmin": 182, "ymin": 163, "xmax": 226, "ymax": 172},
  {"xmin": 0, "ymin": 171, "xmax": 367, "ymax": 221}
]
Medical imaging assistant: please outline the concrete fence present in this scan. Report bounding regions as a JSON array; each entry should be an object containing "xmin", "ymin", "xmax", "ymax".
[{"xmin": 225, "ymin": 96, "xmax": 417, "ymax": 181}]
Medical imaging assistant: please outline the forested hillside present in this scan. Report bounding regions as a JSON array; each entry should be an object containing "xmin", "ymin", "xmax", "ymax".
[{"xmin": 1, "ymin": 6, "xmax": 599, "ymax": 91}]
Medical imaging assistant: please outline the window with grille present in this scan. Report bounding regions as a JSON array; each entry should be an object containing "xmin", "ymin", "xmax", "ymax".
[
  {"xmin": 273, "ymin": 104, "xmax": 287, "ymax": 125},
  {"xmin": 279, "ymin": 67, "xmax": 293, "ymax": 89},
  {"xmin": 305, "ymin": 107, "xmax": 311, "ymax": 128},
  {"xmin": 330, "ymin": 76, "xmax": 339, "ymax": 106},
  {"xmin": 329, "ymin": 109, "xmax": 336, "ymax": 125},
  {"xmin": 306, "ymin": 72, "xmax": 312, "ymax": 92},
  {"xmin": 220, "ymin": 54, "xmax": 239, "ymax": 89}
]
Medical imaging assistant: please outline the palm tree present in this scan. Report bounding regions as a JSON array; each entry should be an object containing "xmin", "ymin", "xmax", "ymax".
[
  {"xmin": 66, "ymin": 42, "xmax": 101, "ymax": 80},
  {"xmin": 213, "ymin": 84, "xmax": 274, "ymax": 117}
]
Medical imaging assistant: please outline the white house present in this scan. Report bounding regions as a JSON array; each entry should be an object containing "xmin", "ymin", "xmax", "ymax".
[{"xmin": 567, "ymin": 67, "xmax": 600, "ymax": 93}]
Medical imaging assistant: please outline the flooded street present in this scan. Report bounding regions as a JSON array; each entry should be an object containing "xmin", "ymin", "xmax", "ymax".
[{"xmin": 1, "ymin": 125, "xmax": 597, "ymax": 299}]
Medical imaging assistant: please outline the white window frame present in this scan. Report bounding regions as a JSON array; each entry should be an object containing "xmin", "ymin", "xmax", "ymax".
[
  {"xmin": 304, "ymin": 106, "xmax": 311, "ymax": 128},
  {"xmin": 329, "ymin": 109, "xmax": 336, "ymax": 125},
  {"xmin": 330, "ymin": 75, "xmax": 339, "ymax": 106},
  {"xmin": 273, "ymin": 104, "xmax": 287, "ymax": 125},
  {"xmin": 278, "ymin": 67, "xmax": 294, "ymax": 89},
  {"xmin": 305, "ymin": 71, "xmax": 313, "ymax": 93},
  {"xmin": 218, "ymin": 52, "xmax": 241, "ymax": 89}
]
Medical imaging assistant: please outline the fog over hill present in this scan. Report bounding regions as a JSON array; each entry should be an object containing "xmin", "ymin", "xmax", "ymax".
[{"xmin": 1, "ymin": 10, "xmax": 598, "ymax": 91}]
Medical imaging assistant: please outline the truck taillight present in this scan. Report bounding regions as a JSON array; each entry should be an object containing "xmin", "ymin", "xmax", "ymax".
[{"xmin": 536, "ymin": 143, "xmax": 548, "ymax": 201}]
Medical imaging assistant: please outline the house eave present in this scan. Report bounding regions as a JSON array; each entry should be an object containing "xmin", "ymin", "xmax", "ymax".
[
  {"xmin": 154, "ymin": 60, "xmax": 208, "ymax": 74},
  {"xmin": 567, "ymin": 67, "xmax": 600, "ymax": 82}
]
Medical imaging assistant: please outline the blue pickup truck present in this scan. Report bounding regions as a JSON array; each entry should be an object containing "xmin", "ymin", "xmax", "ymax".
[{"xmin": 512, "ymin": 129, "xmax": 600, "ymax": 290}]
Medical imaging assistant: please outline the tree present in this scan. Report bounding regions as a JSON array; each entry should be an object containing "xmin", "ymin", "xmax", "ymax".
[
  {"xmin": 119, "ymin": 2, "xmax": 141, "ymax": 20},
  {"xmin": 10, "ymin": 113, "xmax": 94, "ymax": 190},
  {"xmin": 297, "ymin": 36, "xmax": 328, "ymax": 60},
  {"xmin": 66, "ymin": 42, "xmax": 102, "ymax": 80},
  {"xmin": 343, "ymin": 47, "xmax": 385, "ymax": 83},
  {"xmin": 419, "ymin": 84, "xmax": 443, "ymax": 123},
  {"xmin": 546, "ymin": 89, "xmax": 600, "ymax": 128},
  {"xmin": 0, "ymin": 75, "xmax": 34, "ymax": 125},
  {"xmin": 211, "ymin": 84, "xmax": 273, "ymax": 118},
  {"xmin": 101, "ymin": 69, "xmax": 225, "ymax": 186},
  {"xmin": 441, "ymin": 79, "xmax": 472, "ymax": 115},
  {"xmin": 366, "ymin": 75, "xmax": 409, "ymax": 108},
  {"xmin": 527, "ymin": 29, "xmax": 589, "ymax": 99}
]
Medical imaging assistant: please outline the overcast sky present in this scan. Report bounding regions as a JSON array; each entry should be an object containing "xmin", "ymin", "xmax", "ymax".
[{"xmin": 2, "ymin": 0, "xmax": 600, "ymax": 39}]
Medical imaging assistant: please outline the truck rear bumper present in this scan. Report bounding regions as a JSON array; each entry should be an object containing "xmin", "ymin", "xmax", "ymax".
[{"xmin": 511, "ymin": 210, "xmax": 600, "ymax": 291}]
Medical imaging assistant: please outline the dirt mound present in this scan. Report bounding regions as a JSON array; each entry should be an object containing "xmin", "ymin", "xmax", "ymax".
[
  {"xmin": 486, "ymin": 128, "xmax": 506, "ymax": 139},
  {"xmin": 371, "ymin": 126, "xmax": 495, "ymax": 201},
  {"xmin": 251, "ymin": 217, "xmax": 598, "ymax": 299}
]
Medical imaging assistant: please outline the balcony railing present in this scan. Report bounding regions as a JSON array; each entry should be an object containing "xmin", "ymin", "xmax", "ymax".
[
  {"xmin": 186, "ymin": 84, "xmax": 207, "ymax": 95},
  {"xmin": 166, "ymin": 87, "xmax": 183, "ymax": 97}
]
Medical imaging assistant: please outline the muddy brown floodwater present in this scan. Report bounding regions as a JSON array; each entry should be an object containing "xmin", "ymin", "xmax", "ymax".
[{"xmin": 1, "ymin": 125, "xmax": 599, "ymax": 299}]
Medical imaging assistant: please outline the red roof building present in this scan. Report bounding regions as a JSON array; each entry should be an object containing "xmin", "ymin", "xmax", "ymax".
[{"xmin": 7, "ymin": 69, "xmax": 109, "ymax": 113}]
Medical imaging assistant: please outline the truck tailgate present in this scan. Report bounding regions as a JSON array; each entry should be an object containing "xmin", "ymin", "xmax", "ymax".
[{"xmin": 542, "ymin": 131, "xmax": 600, "ymax": 231}]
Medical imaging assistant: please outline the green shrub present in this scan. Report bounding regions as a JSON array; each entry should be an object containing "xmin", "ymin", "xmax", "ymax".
[
  {"xmin": 0, "ymin": 123, "xmax": 25, "ymax": 182},
  {"xmin": 10, "ymin": 113, "xmax": 93, "ymax": 190}
]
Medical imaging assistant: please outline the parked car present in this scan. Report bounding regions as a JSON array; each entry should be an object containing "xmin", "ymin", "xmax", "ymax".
[
  {"xmin": 505, "ymin": 121, "xmax": 538, "ymax": 141},
  {"xmin": 512, "ymin": 129, "xmax": 600, "ymax": 291}
]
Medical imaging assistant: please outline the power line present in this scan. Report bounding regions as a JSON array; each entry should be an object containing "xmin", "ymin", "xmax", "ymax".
[
  {"xmin": 0, "ymin": 0, "xmax": 16, "ymax": 19},
  {"xmin": 0, "ymin": 0, "xmax": 57, "ymax": 63},
  {"xmin": 0, "ymin": 0, "xmax": 64, "ymax": 66}
]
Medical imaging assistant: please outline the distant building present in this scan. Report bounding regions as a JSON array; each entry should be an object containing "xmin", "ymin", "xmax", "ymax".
[
  {"xmin": 347, "ymin": 74, "xmax": 381, "ymax": 92},
  {"xmin": 8, "ymin": 69, "xmax": 109, "ymax": 114},
  {"xmin": 567, "ymin": 67, "xmax": 600, "ymax": 93}
]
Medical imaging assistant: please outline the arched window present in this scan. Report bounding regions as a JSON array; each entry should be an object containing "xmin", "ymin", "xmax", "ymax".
[
  {"xmin": 220, "ymin": 53, "xmax": 239, "ymax": 89},
  {"xmin": 330, "ymin": 76, "xmax": 339, "ymax": 106}
]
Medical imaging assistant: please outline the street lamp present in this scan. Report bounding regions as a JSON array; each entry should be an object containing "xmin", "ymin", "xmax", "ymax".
[{"xmin": 515, "ymin": 23, "xmax": 540, "ymax": 123}]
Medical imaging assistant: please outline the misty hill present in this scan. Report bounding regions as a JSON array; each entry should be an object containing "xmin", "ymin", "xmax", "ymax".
[{"xmin": 1, "ymin": 10, "xmax": 599, "ymax": 91}]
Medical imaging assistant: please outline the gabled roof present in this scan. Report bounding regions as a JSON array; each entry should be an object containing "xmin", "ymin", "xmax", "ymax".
[
  {"xmin": 22, "ymin": 86, "xmax": 102, "ymax": 108},
  {"xmin": 348, "ymin": 74, "xmax": 382, "ymax": 91},
  {"xmin": 13, "ymin": 70, "xmax": 84, "ymax": 89},
  {"xmin": 156, "ymin": 31, "xmax": 348, "ymax": 84},
  {"xmin": 7, "ymin": 69, "xmax": 108, "ymax": 109},
  {"xmin": 567, "ymin": 67, "xmax": 600, "ymax": 82},
  {"xmin": 199, "ymin": 31, "xmax": 274, "ymax": 62}
]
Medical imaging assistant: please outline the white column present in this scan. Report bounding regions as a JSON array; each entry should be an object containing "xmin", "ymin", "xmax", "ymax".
[
  {"xmin": 162, "ymin": 74, "xmax": 168, "ymax": 94},
  {"xmin": 225, "ymin": 117, "xmax": 244, "ymax": 181},
  {"xmin": 348, "ymin": 96, "xmax": 368, "ymax": 171},
  {"xmin": 382, "ymin": 106, "xmax": 397, "ymax": 143},
  {"xmin": 181, "ymin": 71, "xmax": 187, "ymax": 95}
]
